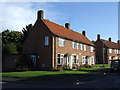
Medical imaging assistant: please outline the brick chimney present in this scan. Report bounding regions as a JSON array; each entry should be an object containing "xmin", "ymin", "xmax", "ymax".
[
  {"xmin": 108, "ymin": 37, "xmax": 111, "ymax": 42},
  {"xmin": 37, "ymin": 10, "xmax": 44, "ymax": 19},
  {"xmin": 97, "ymin": 34, "xmax": 100, "ymax": 40},
  {"xmin": 117, "ymin": 40, "xmax": 120, "ymax": 44},
  {"xmin": 82, "ymin": 31, "xmax": 86, "ymax": 36},
  {"xmin": 65, "ymin": 23, "xmax": 70, "ymax": 29}
]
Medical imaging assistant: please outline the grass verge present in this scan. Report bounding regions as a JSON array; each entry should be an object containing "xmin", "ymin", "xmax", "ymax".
[{"xmin": 1, "ymin": 70, "xmax": 90, "ymax": 78}]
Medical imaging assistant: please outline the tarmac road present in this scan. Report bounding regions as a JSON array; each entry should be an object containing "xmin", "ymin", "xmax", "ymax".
[{"xmin": 2, "ymin": 72, "xmax": 120, "ymax": 88}]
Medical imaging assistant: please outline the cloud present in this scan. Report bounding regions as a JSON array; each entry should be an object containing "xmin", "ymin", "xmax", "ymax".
[{"xmin": 0, "ymin": 2, "xmax": 60, "ymax": 32}]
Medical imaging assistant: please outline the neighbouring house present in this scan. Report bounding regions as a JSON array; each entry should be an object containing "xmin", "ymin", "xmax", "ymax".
[
  {"xmin": 95, "ymin": 34, "xmax": 120, "ymax": 64},
  {"xmin": 22, "ymin": 10, "xmax": 95, "ymax": 70}
]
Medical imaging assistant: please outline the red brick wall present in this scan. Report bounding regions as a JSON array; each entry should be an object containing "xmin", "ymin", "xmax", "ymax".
[
  {"xmin": 2, "ymin": 54, "xmax": 21, "ymax": 71},
  {"xmin": 54, "ymin": 36, "xmax": 95, "ymax": 66},
  {"xmin": 22, "ymin": 19, "xmax": 53, "ymax": 70}
]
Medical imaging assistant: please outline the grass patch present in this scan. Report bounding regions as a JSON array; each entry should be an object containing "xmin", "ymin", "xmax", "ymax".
[
  {"xmin": 95, "ymin": 64, "xmax": 110, "ymax": 68},
  {"xmin": 79, "ymin": 64, "xmax": 110, "ymax": 71},
  {"xmin": 1, "ymin": 70, "xmax": 90, "ymax": 78},
  {"xmin": 1, "ymin": 64, "xmax": 110, "ymax": 78}
]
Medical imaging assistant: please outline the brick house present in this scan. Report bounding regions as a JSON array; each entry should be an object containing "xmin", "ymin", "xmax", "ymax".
[
  {"xmin": 95, "ymin": 34, "xmax": 120, "ymax": 64},
  {"xmin": 22, "ymin": 10, "xmax": 95, "ymax": 70}
]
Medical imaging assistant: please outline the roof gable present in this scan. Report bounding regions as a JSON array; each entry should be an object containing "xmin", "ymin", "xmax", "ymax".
[
  {"xmin": 42, "ymin": 19, "xmax": 94, "ymax": 46},
  {"xmin": 100, "ymin": 39, "xmax": 120, "ymax": 49}
]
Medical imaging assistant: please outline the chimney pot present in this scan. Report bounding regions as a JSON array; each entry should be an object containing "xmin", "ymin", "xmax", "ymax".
[
  {"xmin": 65, "ymin": 23, "xmax": 70, "ymax": 29},
  {"xmin": 97, "ymin": 34, "xmax": 100, "ymax": 40},
  {"xmin": 37, "ymin": 10, "xmax": 44, "ymax": 19},
  {"xmin": 109, "ymin": 37, "xmax": 111, "ymax": 42},
  {"xmin": 82, "ymin": 31, "xmax": 86, "ymax": 36}
]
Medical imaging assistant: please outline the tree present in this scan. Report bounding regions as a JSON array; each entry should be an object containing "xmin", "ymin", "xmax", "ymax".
[
  {"xmin": 2, "ymin": 43, "xmax": 18, "ymax": 54},
  {"xmin": 92, "ymin": 40, "xmax": 95, "ymax": 44},
  {"xmin": 2, "ymin": 29, "xmax": 22, "ymax": 55},
  {"xmin": 21, "ymin": 24, "xmax": 33, "ymax": 44},
  {"xmin": 2, "ymin": 24, "xmax": 33, "ymax": 55}
]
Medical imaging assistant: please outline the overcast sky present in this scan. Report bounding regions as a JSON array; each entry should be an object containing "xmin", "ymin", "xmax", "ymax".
[{"xmin": 0, "ymin": 1, "xmax": 118, "ymax": 42}]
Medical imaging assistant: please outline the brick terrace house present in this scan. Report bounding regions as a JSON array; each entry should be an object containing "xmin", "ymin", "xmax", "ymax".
[
  {"xmin": 95, "ymin": 34, "xmax": 120, "ymax": 64},
  {"xmin": 22, "ymin": 10, "xmax": 95, "ymax": 70}
]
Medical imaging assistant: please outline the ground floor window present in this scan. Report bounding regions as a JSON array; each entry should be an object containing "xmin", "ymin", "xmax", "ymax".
[
  {"xmin": 57, "ymin": 54, "xmax": 64, "ymax": 65},
  {"xmin": 109, "ymin": 56, "xmax": 112, "ymax": 60},
  {"xmin": 91, "ymin": 56, "xmax": 94, "ymax": 64},
  {"xmin": 82, "ymin": 56, "xmax": 86, "ymax": 64},
  {"xmin": 74, "ymin": 55, "xmax": 78, "ymax": 64}
]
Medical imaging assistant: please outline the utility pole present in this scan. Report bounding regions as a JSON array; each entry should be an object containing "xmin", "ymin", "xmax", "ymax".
[{"xmin": 103, "ymin": 43, "xmax": 105, "ymax": 69}]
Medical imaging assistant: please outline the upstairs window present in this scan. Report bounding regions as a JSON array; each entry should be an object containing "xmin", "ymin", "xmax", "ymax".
[
  {"xmin": 118, "ymin": 50, "xmax": 120, "ymax": 54},
  {"xmin": 90, "ymin": 46, "xmax": 94, "ymax": 52},
  {"xmin": 80, "ymin": 44, "xmax": 83, "ymax": 50},
  {"xmin": 83, "ymin": 45, "xmax": 86, "ymax": 51},
  {"xmin": 109, "ymin": 48, "xmax": 112, "ymax": 53},
  {"xmin": 72, "ymin": 42, "xmax": 76, "ymax": 49},
  {"xmin": 114, "ymin": 49, "xmax": 116, "ymax": 54},
  {"xmin": 59, "ymin": 38, "xmax": 65, "ymax": 47},
  {"xmin": 44, "ymin": 36, "xmax": 49, "ymax": 46},
  {"xmin": 76, "ymin": 43, "xmax": 79, "ymax": 49},
  {"xmin": 117, "ymin": 49, "xmax": 119, "ymax": 54}
]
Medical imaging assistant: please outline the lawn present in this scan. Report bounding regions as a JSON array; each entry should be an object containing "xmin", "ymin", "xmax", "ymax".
[
  {"xmin": 1, "ymin": 70, "xmax": 90, "ymax": 78},
  {"xmin": 1, "ymin": 64, "xmax": 110, "ymax": 78}
]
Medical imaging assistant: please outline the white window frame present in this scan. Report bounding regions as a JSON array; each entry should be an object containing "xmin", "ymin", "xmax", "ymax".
[
  {"xmin": 114, "ymin": 49, "xmax": 116, "ymax": 54},
  {"xmin": 117, "ymin": 49, "xmax": 119, "ymax": 54},
  {"xmin": 118, "ymin": 50, "xmax": 120, "ymax": 54},
  {"xmin": 72, "ymin": 42, "xmax": 75, "ymax": 49},
  {"xmin": 82, "ymin": 56, "xmax": 86, "ymax": 64},
  {"xmin": 76, "ymin": 43, "xmax": 79, "ymax": 49},
  {"xmin": 44, "ymin": 36, "xmax": 49, "ymax": 46},
  {"xmin": 83, "ymin": 45, "xmax": 86, "ymax": 51},
  {"xmin": 109, "ymin": 48, "xmax": 112, "ymax": 53},
  {"xmin": 59, "ymin": 38, "xmax": 65, "ymax": 47},
  {"xmin": 91, "ymin": 56, "xmax": 94, "ymax": 64},
  {"xmin": 109, "ymin": 56, "xmax": 112, "ymax": 60},
  {"xmin": 80, "ymin": 44, "xmax": 83, "ymax": 50},
  {"xmin": 57, "ymin": 54, "xmax": 64, "ymax": 65},
  {"xmin": 74, "ymin": 55, "xmax": 79, "ymax": 64},
  {"xmin": 90, "ymin": 46, "xmax": 94, "ymax": 52}
]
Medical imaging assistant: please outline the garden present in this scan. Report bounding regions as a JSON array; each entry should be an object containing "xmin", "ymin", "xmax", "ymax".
[{"xmin": 1, "ymin": 64, "xmax": 110, "ymax": 79}]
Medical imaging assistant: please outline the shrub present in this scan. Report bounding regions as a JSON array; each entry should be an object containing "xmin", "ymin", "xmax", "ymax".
[
  {"xmin": 61, "ymin": 65, "xmax": 70, "ymax": 70},
  {"xmin": 80, "ymin": 64, "xmax": 92, "ymax": 68},
  {"xmin": 83, "ymin": 64, "xmax": 92, "ymax": 68},
  {"xmin": 52, "ymin": 66, "xmax": 63, "ymax": 71},
  {"xmin": 72, "ymin": 64, "xmax": 79, "ymax": 69},
  {"xmin": 16, "ymin": 55, "xmax": 33, "ymax": 71}
]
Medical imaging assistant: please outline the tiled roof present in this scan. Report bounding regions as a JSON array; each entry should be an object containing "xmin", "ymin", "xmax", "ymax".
[
  {"xmin": 100, "ymin": 39, "xmax": 120, "ymax": 49},
  {"xmin": 42, "ymin": 19, "xmax": 94, "ymax": 46}
]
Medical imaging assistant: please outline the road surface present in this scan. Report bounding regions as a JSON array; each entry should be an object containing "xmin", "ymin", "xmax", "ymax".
[{"xmin": 2, "ymin": 72, "xmax": 120, "ymax": 88}]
